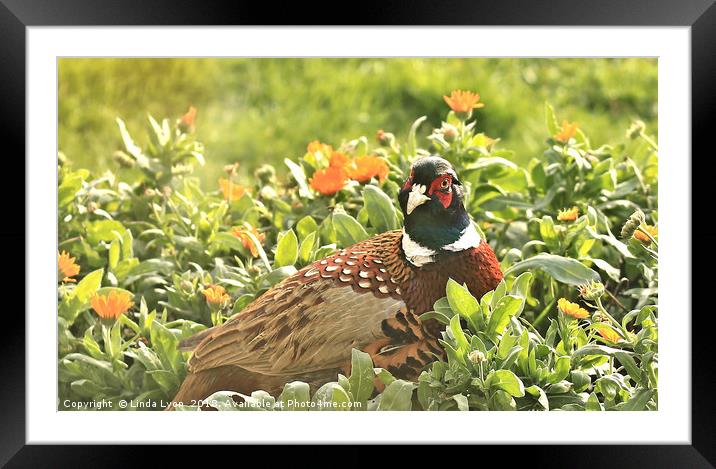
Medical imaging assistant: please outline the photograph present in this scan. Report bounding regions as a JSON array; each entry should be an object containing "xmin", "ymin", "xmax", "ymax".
[{"xmin": 56, "ymin": 57, "xmax": 659, "ymax": 412}]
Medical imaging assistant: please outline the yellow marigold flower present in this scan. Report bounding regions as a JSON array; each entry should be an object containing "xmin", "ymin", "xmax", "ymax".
[
  {"xmin": 554, "ymin": 120, "xmax": 578, "ymax": 143},
  {"xmin": 230, "ymin": 224, "xmax": 266, "ymax": 257},
  {"xmin": 58, "ymin": 250, "xmax": 80, "ymax": 283},
  {"xmin": 91, "ymin": 290, "xmax": 134, "ymax": 320},
  {"xmin": 593, "ymin": 323, "xmax": 622, "ymax": 343},
  {"xmin": 307, "ymin": 140, "xmax": 333, "ymax": 157},
  {"xmin": 557, "ymin": 298, "xmax": 590, "ymax": 319},
  {"xmin": 309, "ymin": 165, "xmax": 347, "ymax": 196},
  {"xmin": 557, "ymin": 206, "xmax": 579, "ymax": 222},
  {"xmin": 443, "ymin": 90, "xmax": 485, "ymax": 113},
  {"xmin": 179, "ymin": 106, "xmax": 197, "ymax": 132},
  {"xmin": 201, "ymin": 284, "xmax": 230, "ymax": 305},
  {"xmin": 634, "ymin": 225, "xmax": 658, "ymax": 245},
  {"xmin": 218, "ymin": 178, "xmax": 248, "ymax": 201},
  {"xmin": 346, "ymin": 155, "xmax": 390, "ymax": 183},
  {"xmin": 329, "ymin": 151, "xmax": 350, "ymax": 169}
]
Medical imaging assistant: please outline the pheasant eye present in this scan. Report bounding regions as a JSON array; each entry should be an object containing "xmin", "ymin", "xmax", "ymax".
[{"xmin": 440, "ymin": 177, "xmax": 450, "ymax": 189}]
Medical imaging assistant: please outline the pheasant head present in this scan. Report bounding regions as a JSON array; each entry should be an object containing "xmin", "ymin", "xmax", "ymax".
[{"xmin": 398, "ymin": 156, "xmax": 480, "ymax": 266}]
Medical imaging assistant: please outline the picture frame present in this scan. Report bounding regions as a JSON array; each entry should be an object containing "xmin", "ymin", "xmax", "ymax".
[{"xmin": 2, "ymin": 0, "xmax": 712, "ymax": 464}]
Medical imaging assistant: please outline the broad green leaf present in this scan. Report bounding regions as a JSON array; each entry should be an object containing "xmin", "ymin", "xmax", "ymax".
[
  {"xmin": 487, "ymin": 369, "xmax": 525, "ymax": 397},
  {"xmin": 348, "ymin": 348, "xmax": 375, "ymax": 403},
  {"xmin": 621, "ymin": 389, "xmax": 656, "ymax": 411},
  {"xmin": 363, "ymin": 185, "xmax": 399, "ymax": 231},
  {"xmin": 445, "ymin": 279, "xmax": 480, "ymax": 327},
  {"xmin": 312, "ymin": 382, "xmax": 351, "ymax": 411},
  {"xmin": 278, "ymin": 381, "xmax": 311, "ymax": 411},
  {"xmin": 73, "ymin": 268, "xmax": 104, "ymax": 304},
  {"xmin": 332, "ymin": 212, "xmax": 369, "ymax": 247},
  {"xmin": 296, "ymin": 216, "xmax": 318, "ymax": 241},
  {"xmin": 486, "ymin": 295, "xmax": 524, "ymax": 338},
  {"xmin": 377, "ymin": 379, "xmax": 415, "ymax": 411},
  {"xmin": 298, "ymin": 231, "xmax": 317, "ymax": 263},
  {"xmin": 504, "ymin": 253, "xmax": 600, "ymax": 286},
  {"xmin": 274, "ymin": 229, "xmax": 298, "ymax": 267}
]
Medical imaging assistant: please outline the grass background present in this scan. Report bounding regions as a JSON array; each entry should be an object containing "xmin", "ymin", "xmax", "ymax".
[{"xmin": 58, "ymin": 58, "xmax": 657, "ymax": 185}]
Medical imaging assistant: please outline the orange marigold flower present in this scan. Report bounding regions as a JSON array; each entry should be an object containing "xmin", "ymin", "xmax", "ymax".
[
  {"xmin": 307, "ymin": 140, "xmax": 333, "ymax": 157},
  {"xmin": 58, "ymin": 250, "xmax": 80, "ymax": 283},
  {"xmin": 218, "ymin": 178, "xmax": 247, "ymax": 201},
  {"xmin": 231, "ymin": 224, "xmax": 266, "ymax": 257},
  {"xmin": 179, "ymin": 106, "xmax": 197, "ymax": 132},
  {"xmin": 557, "ymin": 298, "xmax": 590, "ymax": 319},
  {"xmin": 634, "ymin": 225, "xmax": 658, "ymax": 245},
  {"xmin": 554, "ymin": 120, "xmax": 578, "ymax": 143},
  {"xmin": 201, "ymin": 284, "xmax": 230, "ymax": 305},
  {"xmin": 557, "ymin": 206, "xmax": 579, "ymax": 222},
  {"xmin": 593, "ymin": 323, "xmax": 623, "ymax": 343},
  {"xmin": 443, "ymin": 90, "xmax": 485, "ymax": 113},
  {"xmin": 329, "ymin": 151, "xmax": 350, "ymax": 169},
  {"xmin": 310, "ymin": 165, "xmax": 347, "ymax": 196},
  {"xmin": 91, "ymin": 290, "xmax": 134, "ymax": 320},
  {"xmin": 346, "ymin": 155, "xmax": 390, "ymax": 183}
]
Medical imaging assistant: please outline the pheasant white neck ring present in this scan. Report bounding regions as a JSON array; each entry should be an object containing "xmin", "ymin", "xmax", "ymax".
[{"xmin": 402, "ymin": 223, "xmax": 482, "ymax": 267}]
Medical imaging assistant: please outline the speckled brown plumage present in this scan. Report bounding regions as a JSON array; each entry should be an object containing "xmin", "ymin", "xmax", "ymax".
[{"xmin": 168, "ymin": 229, "xmax": 502, "ymax": 409}]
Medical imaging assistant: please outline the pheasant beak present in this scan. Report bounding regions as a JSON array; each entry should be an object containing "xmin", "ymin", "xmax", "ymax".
[{"xmin": 406, "ymin": 184, "xmax": 431, "ymax": 215}]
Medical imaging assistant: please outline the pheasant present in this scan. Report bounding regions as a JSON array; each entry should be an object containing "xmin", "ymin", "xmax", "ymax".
[{"xmin": 167, "ymin": 155, "xmax": 503, "ymax": 408}]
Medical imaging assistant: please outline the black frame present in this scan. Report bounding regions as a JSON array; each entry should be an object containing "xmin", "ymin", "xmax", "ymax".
[{"xmin": 2, "ymin": 0, "xmax": 713, "ymax": 466}]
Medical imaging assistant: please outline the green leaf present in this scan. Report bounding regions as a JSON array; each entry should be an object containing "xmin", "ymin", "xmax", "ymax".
[
  {"xmin": 278, "ymin": 381, "xmax": 311, "ymax": 411},
  {"xmin": 406, "ymin": 116, "xmax": 427, "ymax": 157},
  {"xmin": 312, "ymin": 382, "xmax": 352, "ymax": 411},
  {"xmin": 377, "ymin": 379, "xmax": 415, "ymax": 411},
  {"xmin": 586, "ymin": 393, "xmax": 603, "ymax": 411},
  {"xmin": 332, "ymin": 212, "xmax": 369, "ymax": 247},
  {"xmin": 348, "ymin": 349, "xmax": 375, "ymax": 403},
  {"xmin": 486, "ymin": 369, "xmax": 525, "ymax": 397},
  {"xmin": 445, "ymin": 279, "xmax": 480, "ymax": 328},
  {"xmin": 546, "ymin": 356, "xmax": 571, "ymax": 385},
  {"xmin": 284, "ymin": 158, "xmax": 312, "ymax": 199},
  {"xmin": 363, "ymin": 185, "xmax": 399, "ymax": 231},
  {"xmin": 486, "ymin": 295, "xmax": 524, "ymax": 338},
  {"xmin": 614, "ymin": 351, "xmax": 646, "ymax": 387},
  {"xmin": 621, "ymin": 389, "xmax": 655, "ymax": 411},
  {"xmin": 545, "ymin": 103, "xmax": 560, "ymax": 135},
  {"xmin": 510, "ymin": 272, "xmax": 533, "ymax": 299},
  {"xmin": 525, "ymin": 385, "xmax": 549, "ymax": 410},
  {"xmin": 274, "ymin": 229, "xmax": 298, "ymax": 267},
  {"xmin": 504, "ymin": 253, "xmax": 600, "ymax": 286},
  {"xmin": 296, "ymin": 216, "xmax": 319, "ymax": 241},
  {"xmin": 298, "ymin": 231, "xmax": 317, "ymax": 263},
  {"xmin": 73, "ymin": 268, "xmax": 104, "ymax": 304},
  {"xmin": 539, "ymin": 216, "xmax": 560, "ymax": 251}
]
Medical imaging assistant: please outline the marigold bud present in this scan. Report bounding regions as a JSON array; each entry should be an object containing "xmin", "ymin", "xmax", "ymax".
[
  {"xmin": 620, "ymin": 209, "xmax": 646, "ymax": 239},
  {"xmin": 468, "ymin": 350, "xmax": 486, "ymax": 364},
  {"xmin": 626, "ymin": 120, "xmax": 646, "ymax": 140},
  {"xmin": 578, "ymin": 280, "xmax": 605, "ymax": 301},
  {"xmin": 255, "ymin": 164, "xmax": 276, "ymax": 184},
  {"xmin": 441, "ymin": 123, "xmax": 459, "ymax": 141},
  {"xmin": 376, "ymin": 129, "xmax": 396, "ymax": 147}
]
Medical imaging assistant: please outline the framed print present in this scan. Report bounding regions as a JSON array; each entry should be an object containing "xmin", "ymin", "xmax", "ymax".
[{"xmin": 2, "ymin": 0, "xmax": 714, "ymax": 465}]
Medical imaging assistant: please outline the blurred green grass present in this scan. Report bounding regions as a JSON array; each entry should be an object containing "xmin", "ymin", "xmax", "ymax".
[{"xmin": 58, "ymin": 58, "xmax": 657, "ymax": 185}]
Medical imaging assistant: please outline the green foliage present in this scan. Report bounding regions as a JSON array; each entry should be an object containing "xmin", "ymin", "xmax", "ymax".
[{"xmin": 58, "ymin": 82, "xmax": 657, "ymax": 411}]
